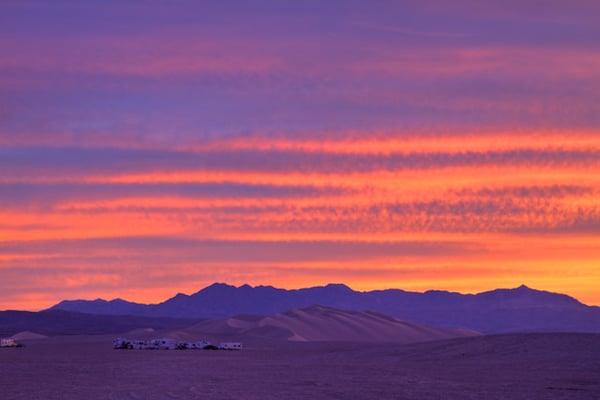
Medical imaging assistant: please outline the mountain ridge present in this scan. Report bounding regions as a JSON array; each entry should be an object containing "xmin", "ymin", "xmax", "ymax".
[{"xmin": 48, "ymin": 282, "xmax": 600, "ymax": 334}]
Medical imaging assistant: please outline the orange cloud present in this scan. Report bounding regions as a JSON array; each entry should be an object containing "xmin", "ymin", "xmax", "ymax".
[{"xmin": 1, "ymin": 132, "xmax": 599, "ymax": 310}]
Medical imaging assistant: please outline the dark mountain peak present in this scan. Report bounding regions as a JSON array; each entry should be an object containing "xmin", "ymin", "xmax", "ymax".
[
  {"xmin": 322, "ymin": 283, "xmax": 353, "ymax": 292},
  {"xmin": 327, "ymin": 283, "xmax": 351, "ymax": 289},
  {"xmin": 48, "ymin": 297, "xmax": 146, "ymax": 316},
  {"xmin": 207, "ymin": 282, "xmax": 237, "ymax": 290},
  {"xmin": 488, "ymin": 285, "xmax": 544, "ymax": 296},
  {"xmin": 192, "ymin": 282, "xmax": 237, "ymax": 296},
  {"xmin": 486, "ymin": 285, "xmax": 538, "ymax": 296},
  {"xmin": 51, "ymin": 299, "xmax": 98, "ymax": 308},
  {"xmin": 110, "ymin": 298, "xmax": 133, "ymax": 304},
  {"xmin": 477, "ymin": 285, "xmax": 582, "ymax": 308},
  {"xmin": 193, "ymin": 282, "xmax": 355, "ymax": 297},
  {"xmin": 256, "ymin": 285, "xmax": 275, "ymax": 289},
  {"xmin": 158, "ymin": 292, "xmax": 191, "ymax": 306},
  {"xmin": 55, "ymin": 297, "xmax": 142, "ymax": 306}
]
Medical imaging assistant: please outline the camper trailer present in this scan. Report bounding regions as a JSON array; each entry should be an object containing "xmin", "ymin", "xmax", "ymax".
[
  {"xmin": 0, "ymin": 338, "xmax": 19, "ymax": 348},
  {"xmin": 219, "ymin": 342, "xmax": 242, "ymax": 350}
]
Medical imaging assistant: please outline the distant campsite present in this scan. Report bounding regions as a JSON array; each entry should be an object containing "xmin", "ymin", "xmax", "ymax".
[{"xmin": 113, "ymin": 338, "xmax": 242, "ymax": 351}]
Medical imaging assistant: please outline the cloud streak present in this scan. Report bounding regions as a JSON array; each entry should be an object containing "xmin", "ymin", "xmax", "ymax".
[
  {"xmin": 2, "ymin": 145, "xmax": 599, "ymax": 179},
  {"xmin": 0, "ymin": 182, "xmax": 346, "ymax": 208}
]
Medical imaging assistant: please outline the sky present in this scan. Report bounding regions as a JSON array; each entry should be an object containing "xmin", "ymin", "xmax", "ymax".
[{"xmin": 1, "ymin": 0, "xmax": 599, "ymax": 310}]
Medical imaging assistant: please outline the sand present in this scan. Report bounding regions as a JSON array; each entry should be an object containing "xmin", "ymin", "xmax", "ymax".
[
  {"xmin": 10, "ymin": 331, "xmax": 48, "ymax": 340},
  {"xmin": 183, "ymin": 305, "xmax": 477, "ymax": 343},
  {"xmin": 0, "ymin": 333, "xmax": 599, "ymax": 399}
]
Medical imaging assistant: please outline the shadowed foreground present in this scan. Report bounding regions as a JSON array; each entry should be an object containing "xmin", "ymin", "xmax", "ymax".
[{"xmin": 1, "ymin": 333, "xmax": 599, "ymax": 399}]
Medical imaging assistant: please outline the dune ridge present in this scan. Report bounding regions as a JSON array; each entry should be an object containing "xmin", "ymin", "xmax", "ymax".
[
  {"xmin": 10, "ymin": 331, "xmax": 47, "ymax": 340},
  {"xmin": 182, "ymin": 305, "xmax": 478, "ymax": 343}
]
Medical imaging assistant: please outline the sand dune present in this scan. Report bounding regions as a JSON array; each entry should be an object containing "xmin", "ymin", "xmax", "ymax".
[
  {"xmin": 10, "ymin": 331, "xmax": 47, "ymax": 340},
  {"xmin": 183, "ymin": 305, "xmax": 477, "ymax": 343}
]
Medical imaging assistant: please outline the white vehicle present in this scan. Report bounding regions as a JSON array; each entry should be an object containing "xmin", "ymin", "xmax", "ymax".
[
  {"xmin": 219, "ymin": 342, "xmax": 242, "ymax": 350},
  {"xmin": 1, "ymin": 338, "xmax": 19, "ymax": 348}
]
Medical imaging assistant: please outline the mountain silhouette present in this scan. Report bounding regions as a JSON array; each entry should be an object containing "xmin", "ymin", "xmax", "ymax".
[{"xmin": 50, "ymin": 283, "xmax": 600, "ymax": 334}]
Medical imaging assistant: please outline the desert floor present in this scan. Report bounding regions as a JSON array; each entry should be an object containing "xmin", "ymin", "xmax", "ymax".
[{"xmin": 1, "ymin": 333, "xmax": 599, "ymax": 399}]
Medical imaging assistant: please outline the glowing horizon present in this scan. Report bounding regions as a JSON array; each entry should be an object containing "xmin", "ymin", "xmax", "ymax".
[{"xmin": 1, "ymin": 1, "xmax": 599, "ymax": 310}]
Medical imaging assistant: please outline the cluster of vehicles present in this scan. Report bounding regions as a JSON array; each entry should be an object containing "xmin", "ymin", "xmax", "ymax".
[
  {"xmin": 0, "ymin": 338, "xmax": 23, "ymax": 348},
  {"xmin": 113, "ymin": 338, "xmax": 242, "ymax": 351}
]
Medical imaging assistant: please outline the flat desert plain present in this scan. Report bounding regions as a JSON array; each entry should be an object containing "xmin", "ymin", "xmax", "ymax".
[{"xmin": 1, "ymin": 333, "xmax": 599, "ymax": 399}]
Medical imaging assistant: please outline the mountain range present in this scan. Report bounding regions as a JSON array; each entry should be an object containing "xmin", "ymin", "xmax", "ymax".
[{"xmin": 50, "ymin": 283, "xmax": 600, "ymax": 334}]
